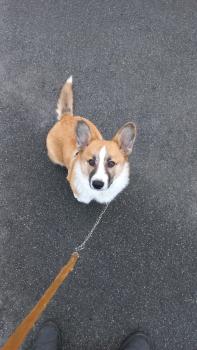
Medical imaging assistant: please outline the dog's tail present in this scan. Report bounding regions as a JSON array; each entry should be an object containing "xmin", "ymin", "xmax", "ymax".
[{"xmin": 56, "ymin": 76, "xmax": 73, "ymax": 119}]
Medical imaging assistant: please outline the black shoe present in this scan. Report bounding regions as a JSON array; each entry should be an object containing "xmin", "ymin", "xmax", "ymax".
[
  {"xmin": 32, "ymin": 320, "xmax": 62, "ymax": 350},
  {"xmin": 119, "ymin": 331, "xmax": 151, "ymax": 350}
]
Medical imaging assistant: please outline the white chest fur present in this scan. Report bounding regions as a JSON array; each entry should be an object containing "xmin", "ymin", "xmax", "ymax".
[{"xmin": 72, "ymin": 161, "xmax": 130, "ymax": 204}]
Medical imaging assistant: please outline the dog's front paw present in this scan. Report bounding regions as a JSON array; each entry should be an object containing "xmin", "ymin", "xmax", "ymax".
[{"xmin": 73, "ymin": 192, "xmax": 91, "ymax": 204}]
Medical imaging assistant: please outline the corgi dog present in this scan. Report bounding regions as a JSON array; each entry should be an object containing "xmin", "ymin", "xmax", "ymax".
[{"xmin": 46, "ymin": 76, "xmax": 136, "ymax": 204}]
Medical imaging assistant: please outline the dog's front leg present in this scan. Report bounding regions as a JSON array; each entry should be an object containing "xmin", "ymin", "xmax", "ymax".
[{"xmin": 73, "ymin": 192, "xmax": 92, "ymax": 204}]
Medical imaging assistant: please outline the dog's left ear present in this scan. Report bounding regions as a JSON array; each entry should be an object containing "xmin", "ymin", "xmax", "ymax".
[
  {"xmin": 76, "ymin": 120, "xmax": 91, "ymax": 149},
  {"xmin": 113, "ymin": 122, "xmax": 136, "ymax": 155}
]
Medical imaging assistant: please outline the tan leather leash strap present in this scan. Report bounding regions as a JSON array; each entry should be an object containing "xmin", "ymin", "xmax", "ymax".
[{"xmin": 1, "ymin": 252, "xmax": 79, "ymax": 350}]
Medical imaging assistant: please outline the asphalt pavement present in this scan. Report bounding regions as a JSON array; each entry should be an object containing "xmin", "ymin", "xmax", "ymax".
[{"xmin": 0, "ymin": 1, "xmax": 196, "ymax": 349}]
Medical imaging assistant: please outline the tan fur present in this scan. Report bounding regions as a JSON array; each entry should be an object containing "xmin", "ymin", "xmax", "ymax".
[
  {"xmin": 46, "ymin": 115, "xmax": 102, "ymax": 181},
  {"xmin": 79, "ymin": 139, "xmax": 125, "ymax": 172}
]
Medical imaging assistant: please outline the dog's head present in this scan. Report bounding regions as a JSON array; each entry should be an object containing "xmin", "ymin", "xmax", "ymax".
[{"xmin": 76, "ymin": 121, "xmax": 136, "ymax": 191}]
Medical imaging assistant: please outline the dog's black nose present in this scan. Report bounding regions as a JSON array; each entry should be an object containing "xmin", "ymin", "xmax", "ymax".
[{"xmin": 92, "ymin": 180, "xmax": 104, "ymax": 190}]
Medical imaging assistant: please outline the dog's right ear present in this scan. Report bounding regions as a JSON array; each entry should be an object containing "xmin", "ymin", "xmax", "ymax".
[{"xmin": 76, "ymin": 121, "xmax": 91, "ymax": 149}]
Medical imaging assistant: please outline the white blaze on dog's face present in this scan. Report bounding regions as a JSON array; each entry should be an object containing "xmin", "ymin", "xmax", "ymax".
[
  {"xmin": 76, "ymin": 121, "xmax": 136, "ymax": 192},
  {"xmin": 89, "ymin": 146, "xmax": 109, "ymax": 190}
]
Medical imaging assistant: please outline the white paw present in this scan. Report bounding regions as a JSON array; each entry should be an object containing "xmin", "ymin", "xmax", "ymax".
[{"xmin": 73, "ymin": 193, "xmax": 91, "ymax": 204}]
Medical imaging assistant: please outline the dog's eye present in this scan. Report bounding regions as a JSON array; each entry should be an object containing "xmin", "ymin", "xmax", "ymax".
[
  {"xmin": 107, "ymin": 160, "xmax": 116, "ymax": 168},
  {"xmin": 88, "ymin": 158, "xmax": 96, "ymax": 167}
]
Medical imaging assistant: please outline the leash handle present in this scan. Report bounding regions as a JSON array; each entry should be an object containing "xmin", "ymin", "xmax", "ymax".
[{"xmin": 1, "ymin": 252, "xmax": 79, "ymax": 350}]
